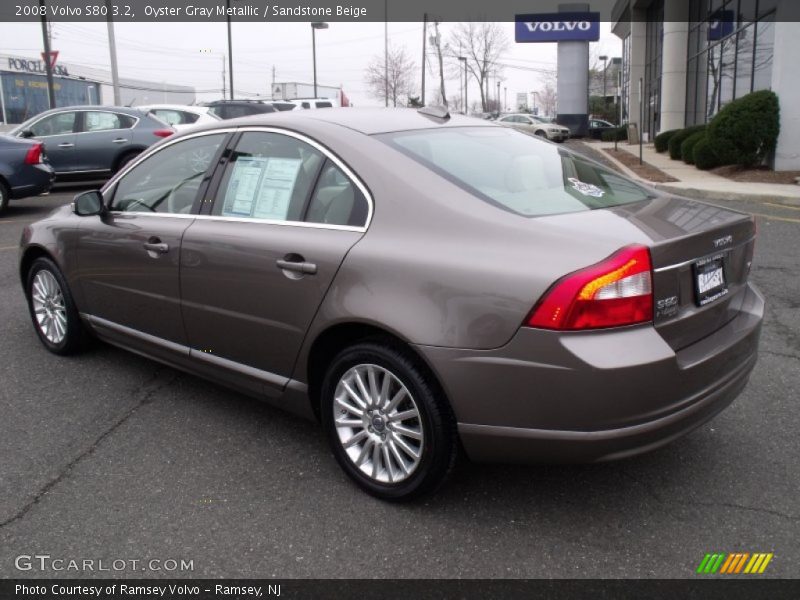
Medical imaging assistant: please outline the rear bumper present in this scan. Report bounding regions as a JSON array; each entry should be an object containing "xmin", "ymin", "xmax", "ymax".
[
  {"xmin": 10, "ymin": 164, "xmax": 55, "ymax": 199},
  {"xmin": 415, "ymin": 282, "xmax": 764, "ymax": 464}
]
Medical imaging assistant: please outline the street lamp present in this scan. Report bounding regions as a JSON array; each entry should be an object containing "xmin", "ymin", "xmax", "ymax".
[
  {"xmin": 458, "ymin": 56, "xmax": 467, "ymax": 114},
  {"xmin": 599, "ymin": 54, "xmax": 608, "ymax": 119},
  {"xmin": 311, "ymin": 22, "xmax": 329, "ymax": 99}
]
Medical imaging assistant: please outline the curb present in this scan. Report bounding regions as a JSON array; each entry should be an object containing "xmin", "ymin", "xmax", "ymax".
[
  {"xmin": 594, "ymin": 143, "xmax": 800, "ymax": 207},
  {"xmin": 652, "ymin": 183, "xmax": 800, "ymax": 207}
]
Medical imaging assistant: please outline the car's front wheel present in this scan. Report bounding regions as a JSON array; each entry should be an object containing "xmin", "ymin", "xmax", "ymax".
[
  {"xmin": 25, "ymin": 257, "xmax": 88, "ymax": 355},
  {"xmin": 321, "ymin": 341, "xmax": 457, "ymax": 501}
]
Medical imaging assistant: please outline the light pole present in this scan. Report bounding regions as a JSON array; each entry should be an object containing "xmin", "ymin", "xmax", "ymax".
[
  {"xmin": 531, "ymin": 91, "xmax": 540, "ymax": 115},
  {"xmin": 458, "ymin": 56, "xmax": 467, "ymax": 114},
  {"xmin": 599, "ymin": 54, "xmax": 608, "ymax": 119},
  {"xmin": 226, "ymin": 0, "xmax": 234, "ymax": 99},
  {"xmin": 311, "ymin": 22, "xmax": 329, "ymax": 99},
  {"xmin": 496, "ymin": 80, "xmax": 500, "ymax": 114}
]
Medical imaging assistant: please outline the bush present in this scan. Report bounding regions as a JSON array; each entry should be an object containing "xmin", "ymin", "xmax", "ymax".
[
  {"xmin": 681, "ymin": 131, "xmax": 706, "ymax": 165},
  {"xmin": 706, "ymin": 90, "xmax": 780, "ymax": 167},
  {"xmin": 601, "ymin": 125, "xmax": 628, "ymax": 142},
  {"xmin": 654, "ymin": 129, "xmax": 680, "ymax": 153},
  {"xmin": 668, "ymin": 125, "xmax": 706, "ymax": 160},
  {"xmin": 693, "ymin": 135, "xmax": 722, "ymax": 170}
]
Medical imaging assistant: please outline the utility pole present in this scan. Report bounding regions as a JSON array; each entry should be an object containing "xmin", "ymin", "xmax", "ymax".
[
  {"xmin": 384, "ymin": 0, "xmax": 388, "ymax": 107},
  {"xmin": 226, "ymin": 0, "xmax": 234, "ymax": 99},
  {"xmin": 39, "ymin": 0, "xmax": 56, "ymax": 109},
  {"xmin": 105, "ymin": 0, "xmax": 121, "ymax": 105},
  {"xmin": 458, "ymin": 56, "xmax": 467, "ymax": 114},
  {"xmin": 421, "ymin": 14, "xmax": 427, "ymax": 107},
  {"xmin": 271, "ymin": 65, "xmax": 276, "ymax": 98},
  {"xmin": 496, "ymin": 80, "xmax": 500, "ymax": 113},
  {"xmin": 222, "ymin": 54, "xmax": 226, "ymax": 99},
  {"xmin": 433, "ymin": 22, "xmax": 447, "ymax": 107}
]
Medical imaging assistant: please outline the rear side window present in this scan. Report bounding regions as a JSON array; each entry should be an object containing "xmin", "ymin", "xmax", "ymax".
[
  {"xmin": 213, "ymin": 132, "xmax": 324, "ymax": 222},
  {"xmin": 305, "ymin": 161, "xmax": 369, "ymax": 227},
  {"xmin": 315, "ymin": 101, "xmax": 333, "ymax": 108},
  {"xmin": 380, "ymin": 127, "xmax": 651, "ymax": 217},
  {"xmin": 84, "ymin": 111, "xmax": 134, "ymax": 132},
  {"xmin": 152, "ymin": 109, "xmax": 199, "ymax": 125}
]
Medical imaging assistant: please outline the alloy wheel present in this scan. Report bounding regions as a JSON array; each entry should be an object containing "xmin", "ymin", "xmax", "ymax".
[
  {"xmin": 333, "ymin": 364, "xmax": 424, "ymax": 484},
  {"xmin": 31, "ymin": 270, "xmax": 67, "ymax": 344}
]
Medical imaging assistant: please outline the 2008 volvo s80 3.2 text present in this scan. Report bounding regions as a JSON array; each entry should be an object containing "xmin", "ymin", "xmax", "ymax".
[{"xmin": 19, "ymin": 107, "xmax": 763, "ymax": 500}]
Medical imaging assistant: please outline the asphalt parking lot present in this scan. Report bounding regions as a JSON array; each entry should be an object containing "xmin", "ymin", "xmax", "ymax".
[{"xmin": 0, "ymin": 185, "xmax": 798, "ymax": 579}]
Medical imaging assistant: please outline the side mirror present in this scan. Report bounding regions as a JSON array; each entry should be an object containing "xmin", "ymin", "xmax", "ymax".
[
  {"xmin": 73, "ymin": 190, "xmax": 105, "ymax": 216},
  {"xmin": 19, "ymin": 129, "xmax": 35, "ymax": 138}
]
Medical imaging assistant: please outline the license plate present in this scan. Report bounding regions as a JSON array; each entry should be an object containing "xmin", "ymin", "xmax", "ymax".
[{"xmin": 693, "ymin": 256, "xmax": 728, "ymax": 306}]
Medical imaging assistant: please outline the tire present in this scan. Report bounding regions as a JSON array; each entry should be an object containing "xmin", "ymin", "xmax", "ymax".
[
  {"xmin": 321, "ymin": 341, "xmax": 457, "ymax": 501},
  {"xmin": 535, "ymin": 130, "xmax": 547, "ymax": 138},
  {"xmin": 25, "ymin": 257, "xmax": 88, "ymax": 355},
  {"xmin": 115, "ymin": 151, "xmax": 141, "ymax": 174},
  {"xmin": 0, "ymin": 180, "xmax": 9, "ymax": 215}
]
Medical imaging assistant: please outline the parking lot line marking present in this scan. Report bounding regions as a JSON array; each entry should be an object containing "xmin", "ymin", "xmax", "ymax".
[
  {"xmin": 0, "ymin": 246, "xmax": 17, "ymax": 251},
  {"xmin": 751, "ymin": 212, "xmax": 800, "ymax": 225},
  {"xmin": 764, "ymin": 202, "xmax": 800, "ymax": 212}
]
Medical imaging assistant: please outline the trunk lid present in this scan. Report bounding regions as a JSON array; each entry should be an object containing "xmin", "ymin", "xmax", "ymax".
[{"xmin": 606, "ymin": 195, "xmax": 756, "ymax": 350}]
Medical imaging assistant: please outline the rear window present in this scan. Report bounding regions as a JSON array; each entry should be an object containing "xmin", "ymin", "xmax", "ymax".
[{"xmin": 379, "ymin": 127, "xmax": 651, "ymax": 217}]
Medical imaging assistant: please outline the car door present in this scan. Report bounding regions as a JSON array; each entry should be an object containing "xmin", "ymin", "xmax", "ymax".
[
  {"xmin": 179, "ymin": 129, "xmax": 371, "ymax": 395},
  {"xmin": 24, "ymin": 111, "xmax": 78, "ymax": 173},
  {"xmin": 74, "ymin": 131, "xmax": 229, "ymax": 362}
]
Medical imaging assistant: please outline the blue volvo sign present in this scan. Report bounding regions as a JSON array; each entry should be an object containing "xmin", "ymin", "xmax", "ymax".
[
  {"xmin": 708, "ymin": 10, "xmax": 735, "ymax": 41},
  {"xmin": 515, "ymin": 12, "xmax": 600, "ymax": 43}
]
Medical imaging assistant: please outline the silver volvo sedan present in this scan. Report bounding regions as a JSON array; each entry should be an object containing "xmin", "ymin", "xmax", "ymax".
[{"xmin": 19, "ymin": 108, "xmax": 763, "ymax": 500}]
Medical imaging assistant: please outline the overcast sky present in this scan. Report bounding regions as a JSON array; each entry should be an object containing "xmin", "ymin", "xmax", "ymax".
[{"xmin": 1, "ymin": 20, "xmax": 621, "ymax": 110}]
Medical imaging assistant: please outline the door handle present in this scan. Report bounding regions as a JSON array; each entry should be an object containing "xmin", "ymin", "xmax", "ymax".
[
  {"xmin": 57, "ymin": 142, "xmax": 74, "ymax": 148},
  {"xmin": 276, "ymin": 258, "xmax": 317, "ymax": 275},
  {"xmin": 112, "ymin": 138, "xmax": 128, "ymax": 143},
  {"xmin": 143, "ymin": 240, "xmax": 169, "ymax": 254}
]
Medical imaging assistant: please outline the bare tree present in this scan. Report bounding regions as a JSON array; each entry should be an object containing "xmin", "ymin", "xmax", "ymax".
[
  {"xmin": 449, "ymin": 22, "xmax": 509, "ymax": 112},
  {"xmin": 365, "ymin": 45, "xmax": 417, "ymax": 107},
  {"xmin": 431, "ymin": 21, "xmax": 448, "ymax": 107}
]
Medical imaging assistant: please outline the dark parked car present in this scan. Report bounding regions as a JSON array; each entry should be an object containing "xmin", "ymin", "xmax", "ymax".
[
  {"xmin": 19, "ymin": 108, "xmax": 763, "ymax": 500},
  {"xmin": 9, "ymin": 106, "xmax": 173, "ymax": 179},
  {"xmin": 0, "ymin": 134, "xmax": 54, "ymax": 214},
  {"xmin": 200, "ymin": 100, "xmax": 277, "ymax": 120},
  {"xmin": 589, "ymin": 118, "xmax": 617, "ymax": 139}
]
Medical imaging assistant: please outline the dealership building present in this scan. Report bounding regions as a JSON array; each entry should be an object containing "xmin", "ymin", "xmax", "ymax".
[
  {"xmin": 612, "ymin": 0, "xmax": 798, "ymax": 170},
  {"xmin": 0, "ymin": 54, "xmax": 195, "ymax": 125}
]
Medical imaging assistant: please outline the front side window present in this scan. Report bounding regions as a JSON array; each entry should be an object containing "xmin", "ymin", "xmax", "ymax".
[
  {"xmin": 380, "ymin": 127, "xmax": 651, "ymax": 217},
  {"xmin": 84, "ymin": 111, "xmax": 134, "ymax": 132},
  {"xmin": 29, "ymin": 112, "xmax": 76, "ymax": 137},
  {"xmin": 111, "ymin": 133, "xmax": 226, "ymax": 214}
]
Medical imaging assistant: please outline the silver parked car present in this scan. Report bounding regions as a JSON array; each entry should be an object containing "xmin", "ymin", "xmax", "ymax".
[
  {"xmin": 19, "ymin": 108, "xmax": 762, "ymax": 500},
  {"xmin": 497, "ymin": 113, "xmax": 571, "ymax": 141},
  {"xmin": 10, "ymin": 106, "xmax": 174, "ymax": 179}
]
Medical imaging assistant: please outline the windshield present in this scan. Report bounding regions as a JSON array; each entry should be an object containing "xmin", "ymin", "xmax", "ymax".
[{"xmin": 379, "ymin": 127, "xmax": 652, "ymax": 217}]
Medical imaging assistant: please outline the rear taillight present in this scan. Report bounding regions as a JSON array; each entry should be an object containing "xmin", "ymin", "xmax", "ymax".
[
  {"xmin": 153, "ymin": 129, "xmax": 174, "ymax": 138},
  {"xmin": 527, "ymin": 245, "xmax": 653, "ymax": 330},
  {"xmin": 24, "ymin": 142, "xmax": 44, "ymax": 165}
]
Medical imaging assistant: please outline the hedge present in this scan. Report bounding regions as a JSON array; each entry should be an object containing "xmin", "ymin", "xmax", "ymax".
[
  {"xmin": 693, "ymin": 135, "xmax": 722, "ymax": 170},
  {"xmin": 681, "ymin": 131, "xmax": 706, "ymax": 165},
  {"xmin": 706, "ymin": 90, "xmax": 780, "ymax": 167},
  {"xmin": 654, "ymin": 129, "xmax": 680, "ymax": 153},
  {"xmin": 668, "ymin": 125, "xmax": 706, "ymax": 160},
  {"xmin": 601, "ymin": 125, "xmax": 628, "ymax": 142}
]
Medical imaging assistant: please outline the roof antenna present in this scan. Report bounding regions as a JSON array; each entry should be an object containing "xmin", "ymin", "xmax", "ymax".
[{"xmin": 417, "ymin": 105, "xmax": 450, "ymax": 121}]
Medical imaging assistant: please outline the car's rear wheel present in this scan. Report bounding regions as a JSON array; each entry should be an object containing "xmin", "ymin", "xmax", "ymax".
[
  {"xmin": 321, "ymin": 341, "xmax": 457, "ymax": 501},
  {"xmin": 0, "ymin": 180, "xmax": 9, "ymax": 214},
  {"xmin": 115, "ymin": 151, "xmax": 141, "ymax": 173},
  {"xmin": 26, "ymin": 257, "xmax": 87, "ymax": 355}
]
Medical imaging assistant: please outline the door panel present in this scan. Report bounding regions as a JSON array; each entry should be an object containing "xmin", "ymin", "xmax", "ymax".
[
  {"xmin": 74, "ymin": 111, "xmax": 136, "ymax": 172},
  {"xmin": 76, "ymin": 214, "xmax": 193, "ymax": 360},
  {"xmin": 179, "ymin": 129, "xmax": 370, "ymax": 393},
  {"xmin": 180, "ymin": 221, "xmax": 362, "ymax": 392},
  {"xmin": 27, "ymin": 111, "xmax": 79, "ymax": 172}
]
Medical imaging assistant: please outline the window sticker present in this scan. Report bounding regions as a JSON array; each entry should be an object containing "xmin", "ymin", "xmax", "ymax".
[
  {"xmin": 222, "ymin": 156, "xmax": 267, "ymax": 217},
  {"xmin": 253, "ymin": 157, "xmax": 302, "ymax": 220},
  {"xmin": 567, "ymin": 177, "xmax": 605, "ymax": 198}
]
